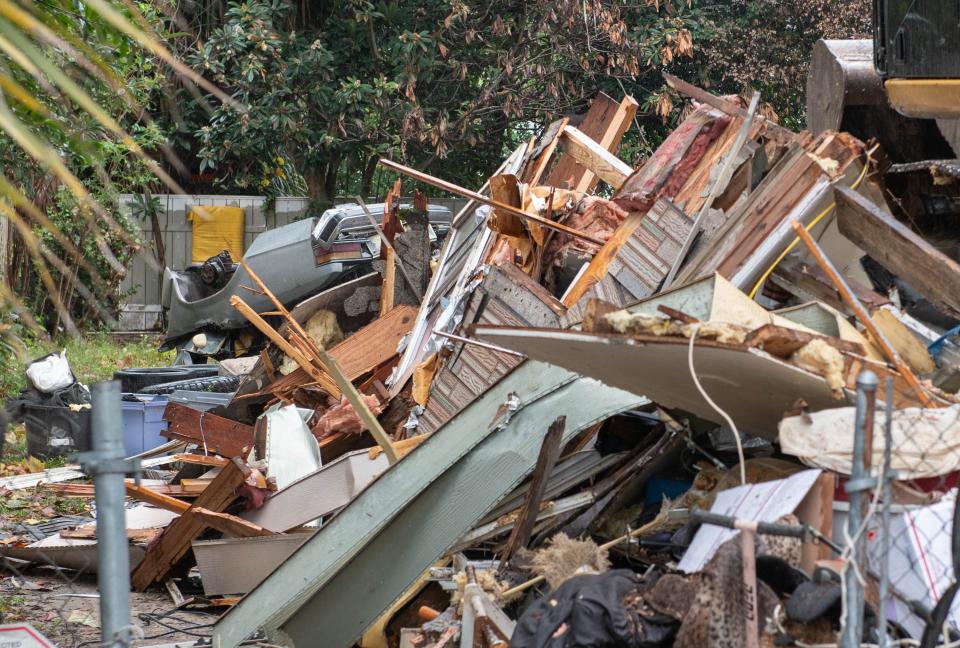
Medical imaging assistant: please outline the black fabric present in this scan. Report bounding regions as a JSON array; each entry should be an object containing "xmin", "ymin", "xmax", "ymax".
[
  {"xmin": 756, "ymin": 555, "xmax": 809, "ymax": 598},
  {"xmin": 786, "ymin": 581, "xmax": 842, "ymax": 623},
  {"xmin": 5, "ymin": 383, "xmax": 90, "ymax": 422},
  {"xmin": 510, "ymin": 570, "xmax": 675, "ymax": 648}
]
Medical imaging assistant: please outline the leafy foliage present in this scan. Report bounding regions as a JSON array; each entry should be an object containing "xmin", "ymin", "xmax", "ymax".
[
  {"xmin": 188, "ymin": 0, "xmax": 708, "ymax": 206},
  {"xmin": 696, "ymin": 0, "xmax": 872, "ymax": 128}
]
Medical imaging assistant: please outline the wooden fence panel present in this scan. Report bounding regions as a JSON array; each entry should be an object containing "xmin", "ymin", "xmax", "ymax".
[{"xmin": 116, "ymin": 193, "xmax": 467, "ymax": 330}]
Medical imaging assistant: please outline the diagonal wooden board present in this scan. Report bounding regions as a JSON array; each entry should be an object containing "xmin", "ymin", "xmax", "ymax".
[{"xmin": 834, "ymin": 186, "xmax": 960, "ymax": 318}]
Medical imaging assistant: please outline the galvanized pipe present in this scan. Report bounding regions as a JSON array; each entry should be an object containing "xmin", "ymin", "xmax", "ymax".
[
  {"xmin": 91, "ymin": 381, "xmax": 132, "ymax": 647},
  {"xmin": 877, "ymin": 377, "xmax": 894, "ymax": 648},
  {"xmin": 841, "ymin": 370, "xmax": 878, "ymax": 648}
]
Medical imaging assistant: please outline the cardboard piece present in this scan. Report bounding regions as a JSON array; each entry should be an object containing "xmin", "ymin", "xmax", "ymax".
[{"xmin": 678, "ymin": 469, "xmax": 823, "ymax": 573}]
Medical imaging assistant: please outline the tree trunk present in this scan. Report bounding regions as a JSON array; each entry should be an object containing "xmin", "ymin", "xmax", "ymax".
[{"xmin": 360, "ymin": 155, "xmax": 378, "ymax": 199}]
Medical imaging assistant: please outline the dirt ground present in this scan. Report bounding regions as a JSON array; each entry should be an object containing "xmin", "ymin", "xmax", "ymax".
[{"xmin": 1, "ymin": 567, "xmax": 222, "ymax": 647}]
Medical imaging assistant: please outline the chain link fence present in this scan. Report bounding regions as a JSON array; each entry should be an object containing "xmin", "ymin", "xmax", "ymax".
[{"xmin": 837, "ymin": 373, "xmax": 960, "ymax": 647}]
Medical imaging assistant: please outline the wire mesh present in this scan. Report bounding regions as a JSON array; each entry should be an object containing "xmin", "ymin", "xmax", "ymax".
[{"xmin": 849, "ymin": 376, "xmax": 960, "ymax": 647}]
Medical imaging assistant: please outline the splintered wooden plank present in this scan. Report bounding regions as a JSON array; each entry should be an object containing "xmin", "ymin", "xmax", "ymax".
[
  {"xmin": 614, "ymin": 107, "xmax": 731, "ymax": 213},
  {"xmin": 161, "ymin": 402, "xmax": 255, "ymax": 458},
  {"xmin": 327, "ymin": 304, "xmax": 418, "ymax": 381},
  {"xmin": 744, "ymin": 324, "xmax": 865, "ymax": 359},
  {"xmin": 192, "ymin": 507, "xmax": 274, "ymax": 538},
  {"xmin": 834, "ymin": 186, "xmax": 960, "ymax": 318},
  {"xmin": 559, "ymin": 125, "xmax": 633, "ymax": 190},
  {"xmin": 545, "ymin": 93, "xmax": 638, "ymax": 193},
  {"xmin": 125, "ymin": 483, "xmax": 191, "ymax": 515},
  {"xmin": 132, "ymin": 458, "xmax": 250, "ymax": 590},
  {"xmin": 563, "ymin": 199, "xmax": 694, "ymax": 308}
]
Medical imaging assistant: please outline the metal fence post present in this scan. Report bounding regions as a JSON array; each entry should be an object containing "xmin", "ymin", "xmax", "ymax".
[
  {"xmin": 877, "ymin": 377, "xmax": 894, "ymax": 648},
  {"xmin": 90, "ymin": 381, "xmax": 132, "ymax": 647},
  {"xmin": 841, "ymin": 370, "xmax": 878, "ymax": 648}
]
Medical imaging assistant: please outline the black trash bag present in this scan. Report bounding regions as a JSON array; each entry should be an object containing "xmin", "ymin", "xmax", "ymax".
[{"xmin": 510, "ymin": 570, "xmax": 676, "ymax": 648}]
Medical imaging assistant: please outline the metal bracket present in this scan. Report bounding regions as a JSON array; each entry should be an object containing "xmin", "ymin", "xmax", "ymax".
[
  {"xmin": 844, "ymin": 475, "xmax": 877, "ymax": 494},
  {"xmin": 75, "ymin": 452, "xmax": 143, "ymax": 486}
]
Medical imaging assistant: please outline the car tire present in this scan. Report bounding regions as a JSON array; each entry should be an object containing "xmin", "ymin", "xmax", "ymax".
[
  {"xmin": 113, "ymin": 366, "xmax": 219, "ymax": 393},
  {"xmin": 139, "ymin": 375, "xmax": 242, "ymax": 395}
]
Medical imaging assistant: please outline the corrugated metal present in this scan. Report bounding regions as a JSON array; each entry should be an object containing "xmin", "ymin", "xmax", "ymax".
[{"xmin": 211, "ymin": 359, "xmax": 645, "ymax": 648}]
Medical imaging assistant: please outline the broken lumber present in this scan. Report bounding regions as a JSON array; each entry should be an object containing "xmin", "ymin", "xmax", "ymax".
[
  {"xmin": 547, "ymin": 93, "xmax": 638, "ymax": 193},
  {"xmin": 161, "ymin": 401, "xmax": 255, "ymax": 458},
  {"xmin": 235, "ymin": 261, "xmax": 399, "ymax": 465},
  {"xmin": 125, "ymin": 482, "xmax": 191, "ymax": 515},
  {"xmin": 132, "ymin": 457, "xmax": 250, "ymax": 590},
  {"xmin": 192, "ymin": 507, "xmax": 274, "ymax": 538},
  {"xmin": 62, "ymin": 525, "xmax": 160, "ymax": 544},
  {"xmin": 790, "ymin": 220, "xmax": 937, "ymax": 407},
  {"xmin": 834, "ymin": 186, "xmax": 960, "ymax": 318},
  {"xmin": 172, "ymin": 453, "xmax": 230, "ymax": 467},
  {"xmin": 558, "ymin": 125, "xmax": 633, "ymax": 190},
  {"xmin": 378, "ymin": 159, "xmax": 606, "ymax": 246},
  {"xmin": 499, "ymin": 416, "xmax": 565, "ymax": 565},
  {"xmin": 380, "ymin": 246, "xmax": 396, "ymax": 316},
  {"xmin": 230, "ymin": 295, "xmax": 341, "ymax": 398}
]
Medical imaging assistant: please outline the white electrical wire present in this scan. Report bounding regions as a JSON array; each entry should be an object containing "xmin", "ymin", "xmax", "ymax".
[{"xmin": 687, "ymin": 324, "xmax": 746, "ymax": 485}]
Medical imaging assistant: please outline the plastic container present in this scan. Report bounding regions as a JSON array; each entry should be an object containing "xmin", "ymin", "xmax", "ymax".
[
  {"xmin": 121, "ymin": 394, "xmax": 169, "ymax": 456},
  {"xmin": 168, "ymin": 390, "xmax": 235, "ymax": 412},
  {"xmin": 23, "ymin": 403, "xmax": 91, "ymax": 458}
]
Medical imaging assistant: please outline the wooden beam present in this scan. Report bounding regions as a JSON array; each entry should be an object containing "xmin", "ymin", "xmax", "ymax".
[
  {"xmin": 172, "ymin": 453, "xmax": 230, "ymax": 467},
  {"xmin": 132, "ymin": 457, "xmax": 250, "ymax": 590},
  {"xmin": 834, "ymin": 186, "xmax": 960, "ymax": 318},
  {"xmin": 125, "ymin": 483, "xmax": 191, "ymax": 515},
  {"xmin": 355, "ymin": 196, "xmax": 422, "ymax": 303},
  {"xmin": 230, "ymin": 295, "xmax": 341, "ymax": 398},
  {"xmin": 663, "ymin": 73, "xmax": 793, "ymax": 143},
  {"xmin": 546, "ymin": 93, "xmax": 639, "ymax": 193},
  {"xmin": 161, "ymin": 401, "xmax": 255, "ymax": 458},
  {"xmin": 790, "ymin": 220, "xmax": 937, "ymax": 407},
  {"xmin": 499, "ymin": 416, "xmax": 565, "ymax": 565},
  {"xmin": 559, "ymin": 125, "xmax": 633, "ymax": 190},
  {"xmin": 379, "ymin": 246, "xmax": 396, "ymax": 316},
  {"xmin": 378, "ymin": 159, "xmax": 606, "ymax": 246},
  {"xmin": 192, "ymin": 507, "xmax": 274, "ymax": 538}
]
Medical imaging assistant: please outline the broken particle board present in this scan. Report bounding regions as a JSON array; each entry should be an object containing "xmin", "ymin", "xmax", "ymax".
[
  {"xmin": 161, "ymin": 402, "xmax": 254, "ymax": 458},
  {"xmin": 131, "ymin": 458, "xmax": 250, "ymax": 590}
]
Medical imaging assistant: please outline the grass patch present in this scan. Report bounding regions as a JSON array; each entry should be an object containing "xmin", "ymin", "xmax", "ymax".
[{"xmin": 0, "ymin": 332, "xmax": 173, "ymax": 400}]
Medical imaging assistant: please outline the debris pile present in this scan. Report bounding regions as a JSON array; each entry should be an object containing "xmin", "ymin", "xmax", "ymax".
[{"xmin": 6, "ymin": 74, "xmax": 960, "ymax": 648}]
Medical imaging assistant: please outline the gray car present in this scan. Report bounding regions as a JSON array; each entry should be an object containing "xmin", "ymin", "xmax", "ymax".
[{"xmin": 160, "ymin": 202, "xmax": 451, "ymax": 353}]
